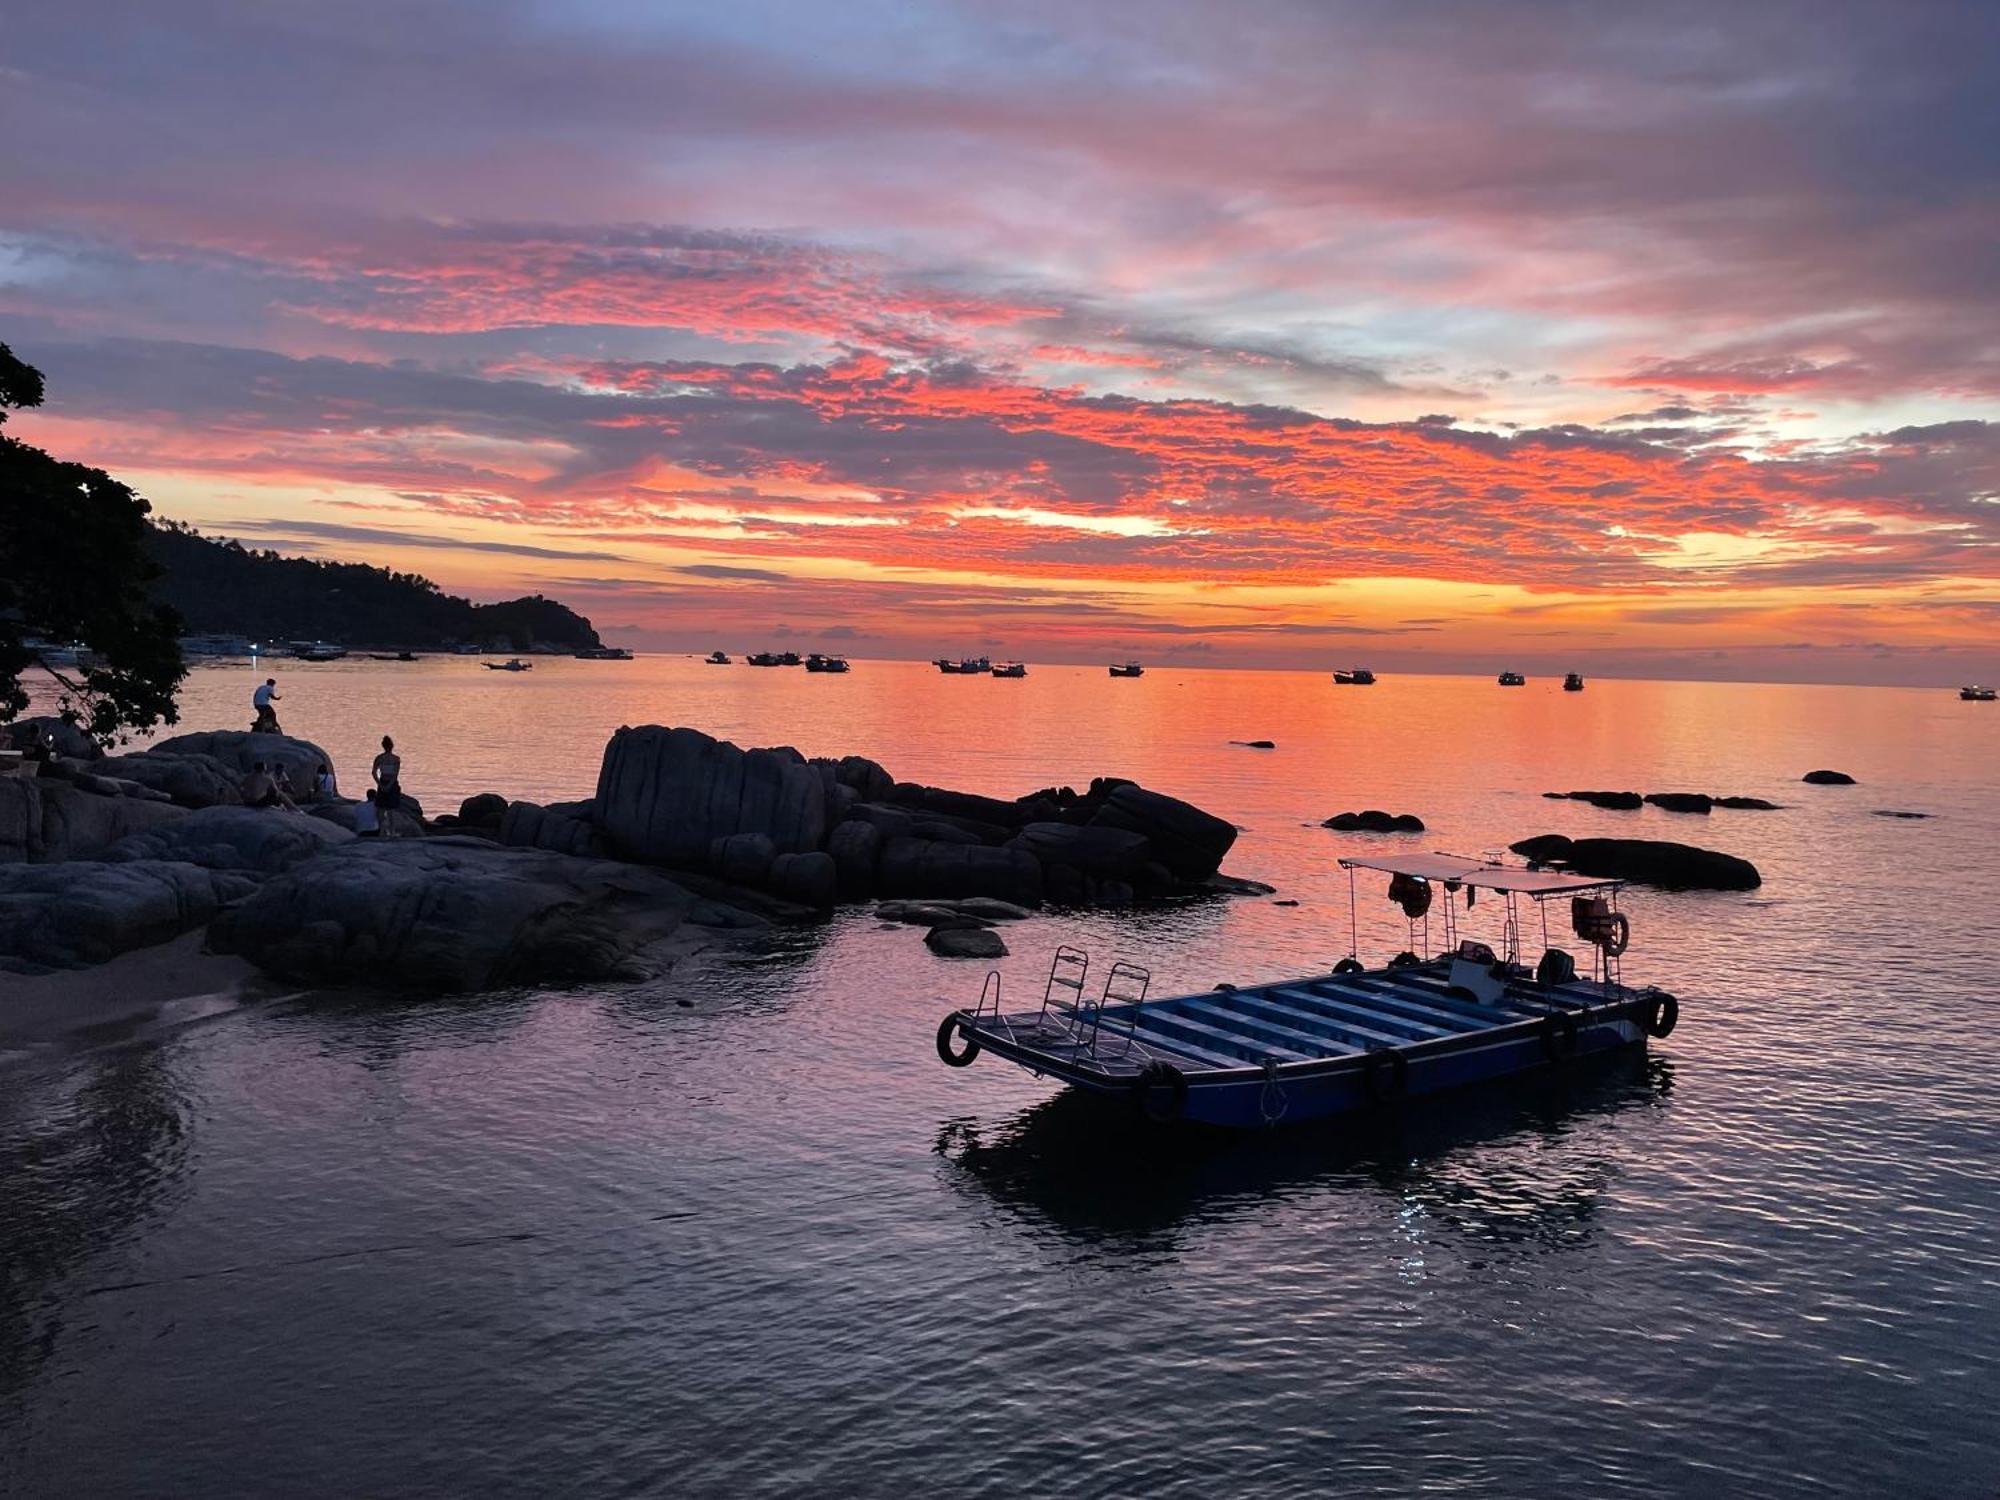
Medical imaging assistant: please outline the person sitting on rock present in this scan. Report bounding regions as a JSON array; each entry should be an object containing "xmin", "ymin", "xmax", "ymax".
[
  {"xmin": 252, "ymin": 678, "xmax": 282, "ymax": 733},
  {"xmin": 240, "ymin": 761, "xmax": 297, "ymax": 811},
  {"xmin": 313, "ymin": 763, "xmax": 336, "ymax": 801},
  {"xmin": 371, "ymin": 734, "xmax": 404, "ymax": 838},
  {"xmin": 354, "ymin": 788, "xmax": 381, "ymax": 837}
]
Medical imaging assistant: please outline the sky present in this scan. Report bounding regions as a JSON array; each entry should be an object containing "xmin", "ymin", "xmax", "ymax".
[{"xmin": 2, "ymin": 0, "xmax": 1996, "ymax": 682}]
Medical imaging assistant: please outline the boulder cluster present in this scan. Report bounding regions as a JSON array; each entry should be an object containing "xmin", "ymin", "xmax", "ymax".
[
  {"xmin": 1, "ymin": 718, "xmax": 1247, "ymax": 987},
  {"xmin": 1510, "ymin": 833, "xmax": 1762, "ymax": 890},
  {"xmin": 1543, "ymin": 790, "xmax": 1782, "ymax": 813}
]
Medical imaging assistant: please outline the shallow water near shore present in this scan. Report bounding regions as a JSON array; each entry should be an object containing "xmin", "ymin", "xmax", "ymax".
[{"xmin": 5, "ymin": 662, "xmax": 1999, "ymax": 1497}]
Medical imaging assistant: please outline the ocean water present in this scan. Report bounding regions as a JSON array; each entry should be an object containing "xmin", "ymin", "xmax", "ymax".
[{"xmin": 3, "ymin": 660, "xmax": 1997, "ymax": 1497}]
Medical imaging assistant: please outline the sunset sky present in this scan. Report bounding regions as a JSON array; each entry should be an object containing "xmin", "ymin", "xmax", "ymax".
[{"xmin": 4, "ymin": 1, "xmax": 1995, "ymax": 680}]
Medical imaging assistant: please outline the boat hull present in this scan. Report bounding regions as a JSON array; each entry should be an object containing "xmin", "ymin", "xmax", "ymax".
[{"xmin": 944, "ymin": 962, "xmax": 1659, "ymax": 1129}]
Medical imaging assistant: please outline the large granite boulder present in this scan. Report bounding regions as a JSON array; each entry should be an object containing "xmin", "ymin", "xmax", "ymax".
[
  {"xmin": 1511, "ymin": 834, "xmax": 1761, "ymax": 890},
  {"xmin": 1087, "ymin": 784, "xmax": 1236, "ymax": 881},
  {"xmin": 1, "ymin": 778, "xmax": 187, "ymax": 863},
  {"xmin": 770, "ymin": 850, "xmax": 837, "ymax": 909},
  {"xmin": 0, "ymin": 860, "xmax": 258, "ymax": 971},
  {"xmin": 827, "ymin": 819, "xmax": 883, "ymax": 900},
  {"xmin": 497, "ymin": 799, "xmax": 596, "ymax": 856},
  {"xmin": 1009, "ymin": 822, "xmax": 1154, "ymax": 879},
  {"xmin": 103, "ymin": 805, "xmax": 353, "ymax": 873},
  {"xmin": 829, "ymin": 755, "xmax": 894, "ymax": 802},
  {"xmin": 458, "ymin": 792, "xmax": 509, "ymax": 828},
  {"xmin": 2, "ymin": 716, "xmax": 101, "ymax": 761},
  {"xmin": 878, "ymin": 837, "xmax": 1043, "ymax": 905},
  {"xmin": 93, "ymin": 749, "xmax": 246, "ymax": 808},
  {"xmin": 1802, "ymin": 769, "xmax": 1856, "ymax": 785},
  {"xmin": 595, "ymin": 725, "xmax": 826, "ymax": 864},
  {"xmin": 208, "ymin": 837, "xmax": 765, "ymax": 992},
  {"xmin": 148, "ymin": 730, "xmax": 337, "ymax": 796},
  {"xmin": 926, "ymin": 926, "xmax": 1007, "ymax": 959}
]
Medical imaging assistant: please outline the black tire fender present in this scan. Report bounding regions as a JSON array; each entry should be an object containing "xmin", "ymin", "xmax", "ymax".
[
  {"xmin": 936, "ymin": 1013, "xmax": 980, "ymax": 1067},
  {"xmin": 1134, "ymin": 1061, "xmax": 1189, "ymax": 1123},
  {"xmin": 1644, "ymin": 990, "xmax": 1679, "ymax": 1039},
  {"xmin": 1334, "ymin": 957, "xmax": 1364, "ymax": 975},
  {"xmin": 1388, "ymin": 950, "xmax": 1421, "ymax": 970},
  {"xmin": 1364, "ymin": 1047, "xmax": 1408, "ymax": 1103}
]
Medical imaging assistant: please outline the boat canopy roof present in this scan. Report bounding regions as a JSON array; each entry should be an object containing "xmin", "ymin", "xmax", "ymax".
[{"xmin": 1337, "ymin": 852, "xmax": 1623, "ymax": 896}]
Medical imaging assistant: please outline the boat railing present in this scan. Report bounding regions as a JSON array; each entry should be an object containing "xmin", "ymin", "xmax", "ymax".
[
  {"xmin": 1037, "ymin": 945, "xmax": 1090, "ymax": 1039},
  {"xmin": 1078, "ymin": 961, "xmax": 1152, "ymax": 1058},
  {"xmin": 969, "ymin": 969, "xmax": 1013, "ymax": 1041}
]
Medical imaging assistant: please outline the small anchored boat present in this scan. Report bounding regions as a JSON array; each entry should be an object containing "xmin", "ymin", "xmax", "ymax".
[
  {"xmin": 1961, "ymin": 685, "xmax": 1996, "ymax": 702},
  {"xmin": 747, "ymin": 652, "xmax": 784, "ymax": 667},
  {"xmin": 574, "ymin": 646, "xmax": 633, "ymax": 660},
  {"xmin": 805, "ymin": 653, "xmax": 851, "ymax": 673},
  {"xmin": 1563, "ymin": 672, "xmax": 1585, "ymax": 692},
  {"xmin": 935, "ymin": 656, "xmax": 992, "ymax": 674},
  {"xmin": 990, "ymin": 660, "xmax": 1027, "ymax": 678},
  {"xmin": 484, "ymin": 658, "xmax": 532, "ymax": 672},
  {"xmin": 1109, "ymin": 661, "xmax": 1144, "ymax": 678},
  {"xmin": 706, "ymin": 651, "xmax": 731, "ymax": 664},
  {"xmin": 1498, "ymin": 671, "xmax": 1526, "ymax": 687},
  {"xmin": 1334, "ymin": 668, "xmax": 1377, "ymax": 685},
  {"xmin": 368, "ymin": 651, "xmax": 418, "ymax": 662},
  {"xmin": 936, "ymin": 852, "xmax": 1679, "ymax": 1129}
]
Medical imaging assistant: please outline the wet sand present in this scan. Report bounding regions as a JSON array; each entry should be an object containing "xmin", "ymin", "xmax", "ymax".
[{"xmin": 0, "ymin": 931, "xmax": 288, "ymax": 1059}]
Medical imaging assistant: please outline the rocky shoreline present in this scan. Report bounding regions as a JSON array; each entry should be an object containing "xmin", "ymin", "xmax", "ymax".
[{"xmin": 1, "ymin": 718, "xmax": 1253, "ymax": 998}]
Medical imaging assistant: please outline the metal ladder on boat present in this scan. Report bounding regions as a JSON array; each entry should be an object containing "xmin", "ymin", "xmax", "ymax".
[
  {"xmin": 1035, "ymin": 945, "xmax": 1090, "ymax": 1040},
  {"xmin": 1077, "ymin": 961, "xmax": 1152, "ymax": 1059}
]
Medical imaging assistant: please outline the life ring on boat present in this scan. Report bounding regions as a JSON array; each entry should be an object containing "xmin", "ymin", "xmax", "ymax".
[
  {"xmin": 1540, "ymin": 1011, "xmax": 1579, "ymax": 1060},
  {"xmin": 1364, "ymin": 1047, "xmax": 1408, "ymax": 1103},
  {"xmin": 1599, "ymin": 912, "xmax": 1630, "ymax": 957},
  {"xmin": 935, "ymin": 1013, "xmax": 981, "ymax": 1067},
  {"xmin": 1643, "ymin": 990, "xmax": 1679, "ymax": 1038},
  {"xmin": 1387, "ymin": 872, "xmax": 1432, "ymax": 920},
  {"xmin": 1388, "ymin": 951, "xmax": 1421, "ymax": 969},
  {"xmin": 1134, "ymin": 1061, "xmax": 1188, "ymax": 1123},
  {"xmin": 1333, "ymin": 957, "xmax": 1364, "ymax": 975}
]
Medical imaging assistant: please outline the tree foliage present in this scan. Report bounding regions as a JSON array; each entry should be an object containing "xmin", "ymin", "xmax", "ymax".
[
  {"xmin": 148, "ymin": 523, "xmax": 602, "ymax": 651},
  {"xmin": 1, "ymin": 342, "xmax": 186, "ymax": 745}
]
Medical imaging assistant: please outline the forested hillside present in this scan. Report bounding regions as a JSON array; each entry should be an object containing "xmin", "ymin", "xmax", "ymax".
[{"xmin": 147, "ymin": 522, "xmax": 602, "ymax": 651}]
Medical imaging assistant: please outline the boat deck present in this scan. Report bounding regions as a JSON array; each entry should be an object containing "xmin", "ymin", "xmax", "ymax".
[{"xmin": 974, "ymin": 960, "xmax": 1623, "ymax": 1080}]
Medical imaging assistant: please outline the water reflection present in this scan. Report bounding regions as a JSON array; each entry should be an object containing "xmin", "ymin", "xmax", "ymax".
[
  {"xmin": 936, "ymin": 1053, "xmax": 1673, "ymax": 1253},
  {"xmin": 0, "ymin": 1048, "xmax": 192, "ymax": 1400}
]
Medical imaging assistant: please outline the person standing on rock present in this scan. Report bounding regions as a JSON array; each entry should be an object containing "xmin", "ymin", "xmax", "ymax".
[
  {"xmin": 371, "ymin": 735, "xmax": 404, "ymax": 837},
  {"xmin": 252, "ymin": 678, "xmax": 282, "ymax": 733}
]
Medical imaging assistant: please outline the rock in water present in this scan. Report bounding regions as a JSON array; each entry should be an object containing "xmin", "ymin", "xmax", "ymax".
[
  {"xmin": 0, "ymin": 860, "xmax": 259, "ymax": 970},
  {"xmin": 458, "ymin": 792, "xmax": 509, "ymax": 827},
  {"xmin": 1231, "ymin": 740, "xmax": 1276, "ymax": 749},
  {"xmin": 1322, "ymin": 810, "xmax": 1425, "ymax": 833},
  {"xmin": 1644, "ymin": 793, "xmax": 1713, "ymax": 815},
  {"xmin": 148, "ymin": 731, "xmax": 337, "ymax": 799},
  {"xmin": 1713, "ymin": 797, "xmax": 1782, "ymax": 810},
  {"xmin": 1088, "ymin": 784, "xmax": 1236, "ymax": 880},
  {"xmin": 1543, "ymin": 791, "xmax": 1643, "ymax": 810},
  {"xmin": 103, "ymin": 805, "xmax": 353, "ymax": 873},
  {"xmin": 925, "ymin": 926, "xmax": 1008, "ymax": 958},
  {"xmin": 209, "ymin": 836, "xmax": 766, "ymax": 991},
  {"xmin": 1, "ymin": 778, "xmax": 187, "ymax": 863},
  {"xmin": 1509, "ymin": 833, "xmax": 1760, "ymax": 890},
  {"xmin": 595, "ymin": 725, "xmax": 827, "ymax": 864},
  {"xmin": 1802, "ymin": 769, "xmax": 1856, "ymax": 785}
]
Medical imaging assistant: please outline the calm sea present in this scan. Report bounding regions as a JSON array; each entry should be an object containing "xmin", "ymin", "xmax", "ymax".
[{"xmin": 4, "ymin": 659, "xmax": 1997, "ymax": 1497}]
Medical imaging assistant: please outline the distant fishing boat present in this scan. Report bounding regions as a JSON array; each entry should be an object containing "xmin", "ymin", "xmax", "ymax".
[
  {"xmin": 485, "ymin": 658, "xmax": 532, "ymax": 672},
  {"xmin": 1333, "ymin": 668, "xmax": 1376, "ymax": 685},
  {"xmin": 1498, "ymin": 671, "xmax": 1526, "ymax": 687},
  {"xmin": 805, "ymin": 653, "xmax": 851, "ymax": 673},
  {"xmin": 1961, "ymin": 685, "xmax": 1996, "ymax": 701},
  {"xmin": 990, "ymin": 661, "xmax": 1027, "ymax": 678},
  {"xmin": 369, "ymin": 651, "xmax": 418, "ymax": 662},
  {"xmin": 935, "ymin": 656, "xmax": 991, "ymax": 674},
  {"xmin": 706, "ymin": 651, "xmax": 731, "ymax": 664},
  {"xmin": 1109, "ymin": 662, "xmax": 1144, "ymax": 678},
  {"xmin": 1564, "ymin": 672, "xmax": 1585, "ymax": 692},
  {"xmin": 574, "ymin": 646, "xmax": 633, "ymax": 660},
  {"xmin": 936, "ymin": 853, "xmax": 1679, "ymax": 1129},
  {"xmin": 292, "ymin": 641, "xmax": 348, "ymax": 662},
  {"xmin": 747, "ymin": 652, "xmax": 784, "ymax": 667},
  {"xmin": 179, "ymin": 633, "xmax": 254, "ymax": 658}
]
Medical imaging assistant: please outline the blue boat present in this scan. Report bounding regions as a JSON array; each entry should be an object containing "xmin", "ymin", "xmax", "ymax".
[{"xmin": 935, "ymin": 852, "xmax": 1680, "ymax": 1128}]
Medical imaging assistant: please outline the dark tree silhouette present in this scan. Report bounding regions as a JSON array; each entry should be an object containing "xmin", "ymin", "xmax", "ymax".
[{"xmin": 1, "ymin": 342, "xmax": 186, "ymax": 745}]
